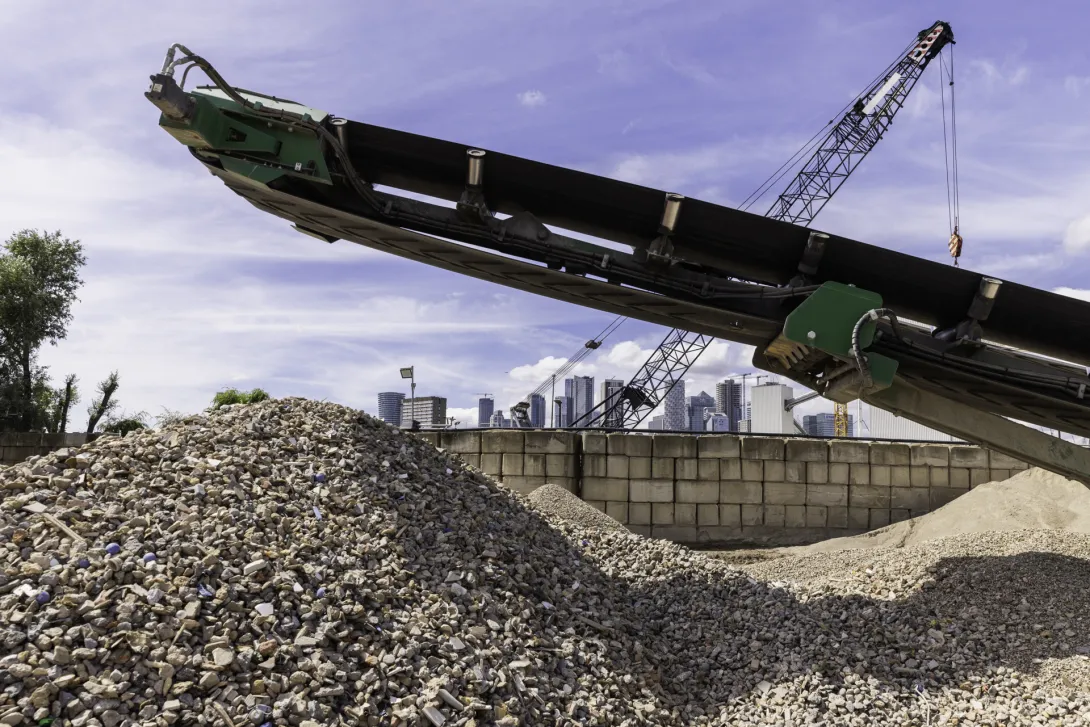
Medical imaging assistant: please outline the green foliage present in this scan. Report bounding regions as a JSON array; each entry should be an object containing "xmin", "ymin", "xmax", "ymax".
[
  {"xmin": 103, "ymin": 410, "xmax": 149, "ymax": 436},
  {"xmin": 210, "ymin": 387, "xmax": 270, "ymax": 410}
]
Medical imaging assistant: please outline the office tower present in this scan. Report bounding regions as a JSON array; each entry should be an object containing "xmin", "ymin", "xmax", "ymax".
[
  {"xmin": 663, "ymin": 380, "xmax": 687, "ymax": 430},
  {"xmin": 528, "ymin": 393, "xmax": 546, "ymax": 428},
  {"xmin": 647, "ymin": 414, "xmax": 665, "ymax": 430},
  {"xmin": 400, "ymin": 396, "xmax": 447, "ymax": 427},
  {"xmin": 489, "ymin": 411, "xmax": 509, "ymax": 428},
  {"xmin": 565, "ymin": 376, "xmax": 595, "ymax": 427},
  {"xmin": 477, "ymin": 396, "xmax": 494, "ymax": 427},
  {"xmin": 377, "ymin": 392, "xmax": 405, "ymax": 426},
  {"xmin": 715, "ymin": 380, "xmax": 743, "ymax": 431},
  {"xmin": 687, "ymin": 391, "xmax": 715, "ymax": 432},
  {"xmin": 554, "ymin": 396, "xmax": 572, "ymax": 428},
  {"xmin": 707, "ymin": 413, "xmax": 732, "ymax": 432},
  {"xmin": 600, "ymin": 379, "xmax": 625, "ymax": 428},
  {"xmin": 804, "ymin": 412, "xmax": 860, "ymax": 438}
]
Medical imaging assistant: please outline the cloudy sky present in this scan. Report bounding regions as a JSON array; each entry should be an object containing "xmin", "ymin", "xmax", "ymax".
[{"xmin": 2, "ymin": 0, "xmax": 1089, "ymax": 430}]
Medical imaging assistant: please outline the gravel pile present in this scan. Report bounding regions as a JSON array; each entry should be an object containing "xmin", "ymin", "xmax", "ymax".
[
  {"xmin": 526, "ymin": 484, "xmax": 626, "ymax": 533},
  {"xmin": 2, "ymin": 398, "xmax": 1089, "ymax": 726}
]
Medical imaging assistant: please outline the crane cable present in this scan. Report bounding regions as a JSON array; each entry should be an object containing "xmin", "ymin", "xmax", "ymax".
[
  {"xmin": 940, "ymin": 45, "xmax": 963, "ymax": 266},
  {"xmin": 526, "ymin": 316, "xmax": 628, "ymax": 402}
]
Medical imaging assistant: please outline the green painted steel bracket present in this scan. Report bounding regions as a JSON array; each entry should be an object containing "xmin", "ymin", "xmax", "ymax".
[
  {"xmin": 782, "ymin": 281, "xmax": 899, "ymax": 390},
  {"xmin": 153, "ymin": 85, "xmax": 332, "ymax": 188}
]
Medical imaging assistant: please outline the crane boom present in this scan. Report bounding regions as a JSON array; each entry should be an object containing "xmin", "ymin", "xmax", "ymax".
[{"xmin": 573, "ymin": 21, "xmax": 954, "ymax": 430}]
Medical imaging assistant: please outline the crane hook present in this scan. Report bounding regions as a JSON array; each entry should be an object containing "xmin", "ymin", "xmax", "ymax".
[{"xmin": 948, "ymin": 225, "xmax": 963, "ymax": 267}]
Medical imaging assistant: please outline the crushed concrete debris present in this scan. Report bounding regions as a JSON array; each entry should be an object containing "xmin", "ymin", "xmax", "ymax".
[{"xmin": 1, "ymin": 399, "xmax": 1089, "ymax": 725}]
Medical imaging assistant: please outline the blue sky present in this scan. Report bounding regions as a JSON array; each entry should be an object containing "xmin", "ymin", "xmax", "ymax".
[{"xmin": 2, "ymin": 0, "xmax": 1088, "ymax": 428}]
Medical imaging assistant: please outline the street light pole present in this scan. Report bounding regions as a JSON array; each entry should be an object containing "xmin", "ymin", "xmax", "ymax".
[{"xmin": 399, "ymin": 366, "xmax": 417, "ymax": 428}]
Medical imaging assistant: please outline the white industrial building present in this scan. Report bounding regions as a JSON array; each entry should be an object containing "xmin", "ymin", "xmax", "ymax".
[
  {"xmin": 749, "ymin": 382, "xmax": 796, "ymax": 435},
  {"xmin": 864, "ymin": 404, "xmax": 956, "ymax": 441}
]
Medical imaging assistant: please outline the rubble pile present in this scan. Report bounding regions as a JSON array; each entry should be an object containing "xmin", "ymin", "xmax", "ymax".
[{"xmin": 1, "ymin": 398, "xmax": 1089, "ymax": 726}]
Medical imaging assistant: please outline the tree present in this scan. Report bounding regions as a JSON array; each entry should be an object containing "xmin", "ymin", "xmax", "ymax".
[
  {"xmin": 0, "ymin": 230, "xmax": 86, "ymax": 429},
  {"xmin": 86, "ymin": 371, "xmax": 120, "ymax": 434},
  {"xmin": 53, "ymin": 374, "xmax": 79, "ymax": 434}
]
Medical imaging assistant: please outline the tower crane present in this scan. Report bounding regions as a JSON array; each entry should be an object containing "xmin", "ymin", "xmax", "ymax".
[{"xmin": 572, "ymin": 20, "xmax": 955, "ymax": 430}]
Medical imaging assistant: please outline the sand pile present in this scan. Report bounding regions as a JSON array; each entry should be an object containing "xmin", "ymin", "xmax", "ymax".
[{"xmin": 526, "ymin": 483, "xmax": 627, "ymax": 533}]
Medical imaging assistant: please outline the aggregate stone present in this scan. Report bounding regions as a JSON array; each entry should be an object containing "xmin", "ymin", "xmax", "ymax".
[{"xmin": 0, "ymin": 398, "xmax": 1087, "ymax": 726}]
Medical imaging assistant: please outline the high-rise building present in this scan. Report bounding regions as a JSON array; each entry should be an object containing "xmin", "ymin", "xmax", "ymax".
[
  {"xmin": 663, "ymin": 380, "xmax": 687, "ymax": 430},
  {"xmin": 707, "ymin": 413, "xmax": 732, "ymax": 432},
  {"xmin": 489, "ymin": 411, "xmax": 509, "ymax": 428},
  {"xmin": 687, "ymin": 391, "xmax": 716, "ymax": 432},
  {"xmin": 565, "ymin": 376, "xmax": 595, "ymax": 427},
  {"xmin": 529, "ymin": 393, "xmax": 546, "ymax": 428},
  {"xmin": 647, "ymin": 415, "xmax": 665, "ymax": 430},
  {"xmin": 477, "ymin": 397, "xmax": 494, "ymax": 427},
  {"xmin": 715, "ymin": 380, "xmax": 743, "ymax": 432},
  {"xmin": 377, "ymin": 392, "xmax": 405, "ymax": 426},
  {"xmin": 803, "ymin": 412, "xmax": 856, "ymax": 438},
  {"xmin": 400, "ymin": 396, "xmax": 447, "ymax": 428},
  {"xmin": 553, "ymin": 396, "xmax": 572, "ymax": 428},
  {"xmin": 600, "ymin": 379, "xmax": 625, "ymax": 428}
]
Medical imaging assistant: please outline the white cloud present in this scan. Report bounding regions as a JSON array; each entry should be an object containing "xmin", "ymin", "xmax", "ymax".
[
  {"xmin": 1064, "ymin": 75, "xmax": 1090, "ymax": 97},
  {"xmin": 1063, "ymin": 214, "xmax": 1090, "ymax": 253},
  {"xmin": 970, "ymin": 58, "xmax": 1030, "ymax": 87},
  {"xmin": 517, "ymin": 90, "xmax": 547, "ymax": 107},
  {"xmin": 1055, "ymin": 287, "xmax": 1090, "ymax": 302}
]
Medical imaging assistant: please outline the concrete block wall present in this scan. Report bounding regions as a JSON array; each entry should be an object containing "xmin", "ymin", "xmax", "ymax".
[
  {"xmin": 423, "ymin": 430, "xmax": 1031, "ymax": 547},
  {"xmin": 0, "ymin": 432, "xmax": 88, "ymax": 466}
]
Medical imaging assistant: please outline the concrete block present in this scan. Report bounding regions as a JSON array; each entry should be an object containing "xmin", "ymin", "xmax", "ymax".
[
  {"xmin": 675, "ymin": 503, "xmax": 697, "ymax": 526},
  {"xmin": 869, "ymin": 509, "xmax": 891, "ymax": 529},
  {"xmin": 970, "ymin": 468, "xmax": 990, "ymax": 487},
  {"xmin": 676, "ymin": 458, "xmax": 699, "ymax": 480},
  {"xmin": 581, "ymin": 433, "xmax": 607, "ymax": 454},
  {"xmin": 719, "ymin": 481, "xmax": 763, "ymax": 504},
  {"xmin": 950, "ymin": 445, "xmax": 988, "ymax": 468},
  {"xmin": 524, "ymin": 431, "xmax": 575, "ymax": 454},
  {"xmin": 606, "ymin": 455, "xmax": 629, "ymax": 479},
  {"xmin": 652, "ymin": 503, "xmax": 675, "ymax": 525},
  {"xmin": 741, "ymin": 504, "xmax": 764, "ymax": 526},
  {"xmin": 763, "ymin": 481, "xmax": 805, "ymax": 505},
  {"xmin": 849, "ymin": 463, "xmax": 870, "ymax": 485},
  {"xmin": 629, "ymin": 502, "xmax": 651, "ymax": 525},
  {"xmin": 458, "ymin": 453, "xmax": 481, "ymax": 469},
  {"xmin": 502, "ymin": 476, "xmax": 546, "ymax": 495},
  {"xmin": 653, "ymin": 435, "xmax": 696, "ymax": 458},
  {"xmin": 677, "ymin": 481, "xmax": 719, "ymax": 503},
  {"xmin": 848, "ymin": 507, "xmax": 870, "ymax": 529},
  {"xmin": 930, "ymin": 467, "xmax": 949, "ymax": 487},
  {"xmin": 629, "ymin": 457, "xmax": 651, "ymax": 479},
  {"xmin": 545, "ymin": 454, "xmax": 574, "ymax": 478},
  {"xmin": 910, "ymin": 509, "xmax": 929, "ymax": 519},
  {"xmin": 482, "ymin": 430, "xmax": 524, "ymax": 454},
  {"xmin": 989, "ymin": 451, "xmax": 1025, "ymax": 469},
  {"xmin": 762, "ymin": 504, "xmax": 786, "ymax": 527},
  {"xmin": 785, "ymin": 438, "xmax": 828, "ymax": 462},
  {"xmin": 742, "ymin": 459, "xmax": 764, "ymax": 481},
  {"xmin": 850, "ymin": 485, "xmax": 891, "ymax": 508},
  {"xmin": 806, "ymin": 462, "xmax": 829, "ymax": 484},
  {"xmin": 720, "ymin": 458, "xmax": 742, "ymax": 480},
  {"xmin": 620, "ymin": 434, "xmax": 654, "ymax": 457},
  {"xmin": 606, "ymin": 433, "xmax": 629, "ymax": 455},
  {"xmin": 627, "ymin": 524, "xmax": 652, "ymax": 538},
  {"xmin": 827, "ymin": 506, "xmax": 849, "ymax": 529},
  {"xmin": 583, "ymin": 454, "xmax": 607, "ymax": 478},
  {"xmin": 443, "ymin": 430, "xmax": 481, "ymax": 454},
  {"xmin": 784, "ymin": 461, "xmax": 806, "ymax": 483},
  {"xmin": 481, "ymin": 453, "xmax": 503, "ymax": 476},
  {"xmin": 891, "ymin": 487, "xmax": 929, "ymax": 511},
  {"xmin": 630, "ymin": 479, "xmax": 674, "ymax": 502},
  {"xmin": 930, "ymin": 487, "xmax": 962, "ymax": 508},
  {"xmin": 764, "ymin": 460, "xmax": 786, "ymax": 482},
  {"xmin": 806, "ymin": 505, "xmax": 827, "ymax": 528},
  {"xmin": 785, "ymin": 505, "xmax": 807, "ymax": 528},
  {"xmin": 869, "ymin": 442, "xmax": 910, "ymax": 466},
  {"xmin": 696, "ymin": 526, "xmax": 745, "ymax": 544},
  {"xmin": 949, "ymin": 467, "xmax": 970, "ymax": 489},
  {"xmin": 911, "ymin": 444, "xmax": 950, "ymax": 467},
  {"xmin": 890, "ymin": 508, "xmax": 911, "ymax": 524},
  {"xmin": 742, "ymin": 437, "xmax": 785, "ymax": 460},
  {"xmin": 586, "ymin": 500, "xmax": 606, "ymax": 512},
  {"xmin": 605, "ymin": 501, "xmax": 628, "ymax": 524},
  {"xmin": 830, "ymin": 440, "xmax": 870, "ymax": 463},
  {"xmin": 415, "ymin": 432, "xmax": 440, "ymax": 448},
  {"xmin": 698, "ymin": 434, "xmax": 740, "ymax": 458},
  {"xmin": 697, "ymin": 459, "xmax": 719, "ymax": 481},
  {"xmin": 829, "ymin": 463, "xmax": 850, "ymax": 485},
  {"xmin": 546, "ymin": 478, "xmax": 576, "ymax": 493},
  {"xmin": 909, "ymin": 466, "xmax": 930, "ymax": 487},
  {"xmin": 524, "ymin": 454, "xmax": 546, "ymax": 477},
  {"xmin": 697, "ymin": 503, "xmax": 719, "ymax": 526},
  {"xmin": 651, "ymin": 457, "xmax": 675, "ymax": 479},
  {"xmin": 806, "ymin": 484, "xmax": 848, "ymax": 507},
  {"xmin": 651, "ymin": 525, "xmax": 697, "ymax": 542},
  {"xmin": 990, "ymin": 468, "xmax": 1011, "ymax": 482},
  {"xmin": 890, "ymin": 465, "xmax": 911, "ymax": 487},
  {"xmin": 502, "ymin": 453, "xmax": 524, "ymax": 476},
  {"xmin": 582, "ymin": 478, "xmax": 629, "ymax": 502},
  {"xmin": 719, "ymin": 504, "xmax": 742, "ymax": 527},
  {"xmin": 870, "ymin": 465, "xmax": 891, "ymax": 487}
]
